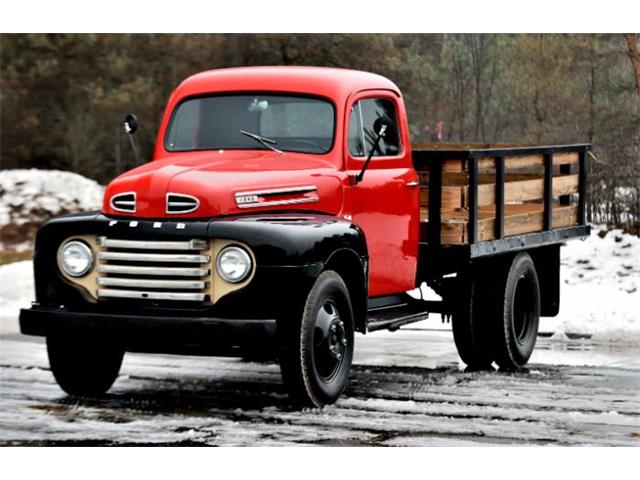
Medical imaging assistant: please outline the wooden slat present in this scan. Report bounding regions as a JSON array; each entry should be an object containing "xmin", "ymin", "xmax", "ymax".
[
  {"xmin": 554, "ymin": 152, "xmax": 579, "ymax": 165},
  {"xmin": 420, "ymin": 204, "xmax": 578, "ymax": 245},
  {"xmin": 421, "ymin": 173, "xmax": 580, "ymax": 208},
  {"xmin": 553, "ymin": 174, "xmax": 579, "ymax": 196},
  {"xmin": 478, "ymin": 152, "xmax": 579, "ymax": 171},
  {"xmin": 420, "ymin": 186, "xmax": 465, "ymax": 208},
  {"xmin": 478, "ymin": 173, "xmax": 579, "ymax": 206}
]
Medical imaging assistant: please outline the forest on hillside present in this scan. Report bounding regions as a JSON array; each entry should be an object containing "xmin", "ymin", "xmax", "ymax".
[{"xmin": 1, "ymin": 34, "xmax": 639, "ymax": 232}]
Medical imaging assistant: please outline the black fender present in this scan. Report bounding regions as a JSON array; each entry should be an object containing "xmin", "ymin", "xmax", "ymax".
[{"xmin": 31, "ymin": 211, "xmax": 369, "ymax": 324}]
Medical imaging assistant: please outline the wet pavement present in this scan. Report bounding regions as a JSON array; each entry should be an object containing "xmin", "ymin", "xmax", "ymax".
[{"xmin": 1, "ymin": 329, "xmax": 639, "ymax": 446}]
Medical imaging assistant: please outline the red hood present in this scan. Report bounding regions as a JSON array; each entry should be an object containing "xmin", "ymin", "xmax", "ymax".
[{"xmin": 102, "ymin": 151, "xmax": 344, "ymax": 218}]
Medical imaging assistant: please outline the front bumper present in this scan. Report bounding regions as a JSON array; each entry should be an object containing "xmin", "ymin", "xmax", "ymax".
[{"xmin": 20, "ymin": 307, "xmax": 279, "ymax": 357}]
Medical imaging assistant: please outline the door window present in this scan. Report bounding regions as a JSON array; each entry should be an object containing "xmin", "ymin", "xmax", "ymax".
[{"xmin": 347, "ymin": 98, "xmax": 401, "ymax": 157}]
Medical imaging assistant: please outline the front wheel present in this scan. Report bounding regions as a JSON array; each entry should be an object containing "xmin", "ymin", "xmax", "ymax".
[
  {"xmin": 279, "ymin": 271, "xmax": 355, "ymax": 408},
  {"xmin": 47, "ymin": 334, "xmax": 124, "ymax": 396}
]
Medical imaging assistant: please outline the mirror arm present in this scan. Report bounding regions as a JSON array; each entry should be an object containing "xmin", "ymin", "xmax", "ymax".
[
  {"xmin": 123, "ymin": 115, "xmax": 141, "ymax": 166},
  {"xmin": 354, "ymin": 125, "xmax": 387, "ymax": 184},
  {"xmin": 126, "ymin": 131, "xmax": 141, "ymax": 166}
]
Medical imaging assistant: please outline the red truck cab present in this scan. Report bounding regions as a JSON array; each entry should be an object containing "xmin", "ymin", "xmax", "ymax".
[
  {"xmin": 104, "ymin": 67, "xmax": 420, "ymax": 296},
  {"xmin": 20, "ymin": 67, "xmax": 590, "ymax": 407}
]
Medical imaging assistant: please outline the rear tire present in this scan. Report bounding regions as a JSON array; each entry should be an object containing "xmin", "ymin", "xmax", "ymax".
[
  {"xmin": 279, "ymin": 271, "xmax": 355, "ymax": 408},
  {"xmin": 451, "ymin": 270, "xmax": 496, "ymax": 369},
  {"xmin": 493, "ymin": 253, "xmax": 541, "ymax": 370},
  {"xmin": 47, "ymin": 334, "xmax": 124, "ymax": 396}
]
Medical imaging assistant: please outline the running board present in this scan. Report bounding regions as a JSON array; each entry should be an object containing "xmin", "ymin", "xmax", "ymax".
[{"xmin": 366, "ymin": 297, "xmax": 430, "ymax": 332}]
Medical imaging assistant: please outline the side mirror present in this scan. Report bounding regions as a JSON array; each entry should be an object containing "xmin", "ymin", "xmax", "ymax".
[
  {"xmin": 373, "ymin": 117, "xmax": 391, "ymax": 138},
  {"xmin": 123, "ymin": 114, "xmax": 139, "ymax": 134},
  {"xmin": 122, "ymin": 114, "xmax": 141, "ymax": 165}
]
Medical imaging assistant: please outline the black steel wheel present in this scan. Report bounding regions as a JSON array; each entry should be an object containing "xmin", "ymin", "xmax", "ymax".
[
  {"xmin": 451, "ymin": 269, "xmax": 497, "ymax": 369},
  {"xmin": 47, "ymin": 334, "xmax": 124, "ymax": 396},
  {"xmin": 279, "ymin": 271, "xmax": 354, "ymax": 408},
  {"xmin": 494, "ymin": 252, "xmax": 540, "ymax": 370}
]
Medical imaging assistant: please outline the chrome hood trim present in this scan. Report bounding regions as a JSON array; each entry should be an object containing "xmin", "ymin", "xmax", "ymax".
[{"xmin": 235, "ymin": 185, "xmax": 318, "ymax": 209}]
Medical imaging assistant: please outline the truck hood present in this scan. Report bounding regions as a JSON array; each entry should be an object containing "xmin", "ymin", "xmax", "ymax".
[{"xmin": 102, "ymin": 151, "xmax": 344, "ymax": 218}]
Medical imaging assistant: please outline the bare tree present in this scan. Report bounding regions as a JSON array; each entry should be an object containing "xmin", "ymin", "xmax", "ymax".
[{"xmin": 625, "ymin": 34, "xmax": 640, "ymax": 95}]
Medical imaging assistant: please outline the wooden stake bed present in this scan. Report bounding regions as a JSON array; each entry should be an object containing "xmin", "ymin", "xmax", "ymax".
[{"xmin": 413, "ymin": 144, "xmax": 590, "ymax": 247}]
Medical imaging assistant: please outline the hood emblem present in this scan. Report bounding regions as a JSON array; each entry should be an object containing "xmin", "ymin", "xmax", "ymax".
[
  {"xmin": 166, "ymin": 193, "xmax": 200, "ymax": 214},
  {"xmin": 235, "ymin": 186, "xmax": 318, "ymax": 209}
]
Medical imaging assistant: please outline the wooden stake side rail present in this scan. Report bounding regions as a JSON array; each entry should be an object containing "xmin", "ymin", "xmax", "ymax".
[{"xmin": 412, "ymin": 144, "xmax": 591, "ymax": 247}]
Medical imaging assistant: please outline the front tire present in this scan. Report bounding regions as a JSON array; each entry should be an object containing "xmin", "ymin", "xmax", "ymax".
[
  {"xmin": 493, "ymin": 253, "xmax": 541, "ymax": 370},
  {"xmin": 47, "ymin": 334, "xmax": 124, "ymax": 396},
  {"xmin": 279, "ymin": 271, "xmax": 355, "ymax": 408}
]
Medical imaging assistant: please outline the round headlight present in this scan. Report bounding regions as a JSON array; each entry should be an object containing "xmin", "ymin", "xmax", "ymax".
[
  {"xmin": 57, "ymin": 240, "xmax": 94, "ymax": 277},
  {"xmin": 216, "ymin": 246, "xmax": 252, "ymax": 283}
]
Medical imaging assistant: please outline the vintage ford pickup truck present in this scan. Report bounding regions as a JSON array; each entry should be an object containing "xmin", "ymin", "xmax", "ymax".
[{"xmin": 20, "ymin": 67, "xmax": 590, "ymax": 407}]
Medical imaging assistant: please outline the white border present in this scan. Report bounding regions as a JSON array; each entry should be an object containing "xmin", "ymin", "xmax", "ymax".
[{"xmin": 1, "ymin": 1, "xmax": 639, "ymax": 33}]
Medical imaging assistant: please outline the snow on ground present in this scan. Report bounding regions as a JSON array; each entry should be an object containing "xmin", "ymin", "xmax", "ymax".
[
  {"xmin": 545, "ymin": 227, "xmax": 639, "ymax": 343},
  {"xmin": 0, "ymin": 261, "xmax": 34, "ymax": 333},
  {"xmin": 0, "ymin": 169, "xmax": 103, "ymax": 251}
]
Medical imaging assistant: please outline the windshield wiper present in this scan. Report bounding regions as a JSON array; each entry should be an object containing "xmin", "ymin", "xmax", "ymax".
[{"xmin": 240, "ymin": 130, "xmax": 283, "ymax": 155}]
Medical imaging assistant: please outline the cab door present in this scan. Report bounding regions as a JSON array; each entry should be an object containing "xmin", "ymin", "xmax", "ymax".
[{"xmin": 344, "ymin": 91, "xmax": 419, "ymax": 297}]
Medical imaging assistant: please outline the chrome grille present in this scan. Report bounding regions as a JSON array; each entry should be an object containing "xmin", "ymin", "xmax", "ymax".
[
  {"xmin": 95, "ymin": 236, "xmax": 211, "ymax": 302},
  {"xmin": 166, "ymin": 193, "xmax": 199, "ymax": 214},
  {"xmin": 110, "ymin": 192, "xmax": 136, "ymax": 213}
]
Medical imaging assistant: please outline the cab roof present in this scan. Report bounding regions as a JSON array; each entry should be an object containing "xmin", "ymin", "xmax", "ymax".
[{"xmin": 172, "ymin": 66, "xmax": 401, "ymax": 103}]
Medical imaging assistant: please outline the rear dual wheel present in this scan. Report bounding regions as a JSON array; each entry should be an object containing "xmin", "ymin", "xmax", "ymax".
[
  {"xmin": 494, "ymin": 253, "xmax": 540, "ymax": 369},
  {"xmin": 452, "ymin": 252, "xmax": 540, "ymax": 370}
]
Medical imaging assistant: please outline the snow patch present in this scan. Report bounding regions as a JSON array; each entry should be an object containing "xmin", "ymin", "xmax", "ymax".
[
  {"xmin": 539, "ymin": 227, "xmax": 640, "ymax": 343},
  {"xmin": 0, "ymin": 260, "xmax": 34, "ymax": 333},
  {"xmin": 0, "ymin": 169, "xmax": 104, "ymax": 251}
]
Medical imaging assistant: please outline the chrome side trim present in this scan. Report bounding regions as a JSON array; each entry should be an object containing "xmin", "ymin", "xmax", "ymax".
[
  {"xmin": 97, "ymin": 277, "xmax": 205, "ymax": 289},
  {"xmin": 110, "ymin": 191, "xmax": 137, "ymax": 213},
  {"xmin": 96, "ymin": 237, "xmax": 207, "ymax": 251},
  {"xmin": 236, "ymin": 185, "xmax": 317, "ymax": 197},
  {"xmin": 236, "ymin": 197, "xmax": 319, "ymax": 209},
  {"xmin": 97, "ymin": 289, "xmax": 206, "ymax": 302},
  {"xmin": 97, "ymin": 252, "xmax": 210, "ymax": 263},
  {"xmin": 97, "ymin": 264, "xmax": 210, "ymax": 277},
  {"xmin": 234, "ymin": 185, "xmax": 318, "ymax": 209}
]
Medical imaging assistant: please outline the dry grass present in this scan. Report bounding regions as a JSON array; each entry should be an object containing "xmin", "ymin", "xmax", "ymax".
[{"xmin": 0, "ymin": 250, "xmax": 33, "ymax": 265}]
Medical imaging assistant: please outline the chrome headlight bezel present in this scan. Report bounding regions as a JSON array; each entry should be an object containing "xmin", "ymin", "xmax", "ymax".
[
  {"xmin": 57, "ymin": 240, "xmax": 94, "ymax": 278},
  {"xmin": 215, "ymin": 245, "xmax": 252, "ymax": 284}
]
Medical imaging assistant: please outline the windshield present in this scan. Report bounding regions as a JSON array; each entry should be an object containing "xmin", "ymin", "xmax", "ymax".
[{"xmin": 165, "ymin": 94, "xmax": 335, "ymax": 154}]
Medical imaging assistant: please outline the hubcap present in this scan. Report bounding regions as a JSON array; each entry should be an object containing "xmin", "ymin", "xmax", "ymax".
[{"xmin": 313, "ymin": 299, "xmax": 347, "ymax": 380}]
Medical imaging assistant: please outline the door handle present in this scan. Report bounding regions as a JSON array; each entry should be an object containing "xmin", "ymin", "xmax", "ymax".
[{"xmin": 405, "ymin": 180, "xmax": 420, "ymax": 187}]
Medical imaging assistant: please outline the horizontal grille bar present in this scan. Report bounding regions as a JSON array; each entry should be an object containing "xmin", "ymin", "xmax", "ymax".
[
  {"xmin": 96, "ymin": 264, "xmax": 210, "ymax": 277},
  {"xmin": 97, "ymin": 289, "xmax": 206, "ymax": 302},
  {"xmin": 97, "ymin": 277, "xmax": 205, "ymax": 289},
  {"xmin": 95, "ymin": 236, "xmax": 211, "ymax": 304},
  {"xmin": 97, "ymin": 237, "xmax": 207, "ymax": 251},
  {"xmin": 97, "ymin": 251, "xmax": 210, "ymax": 263}
]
